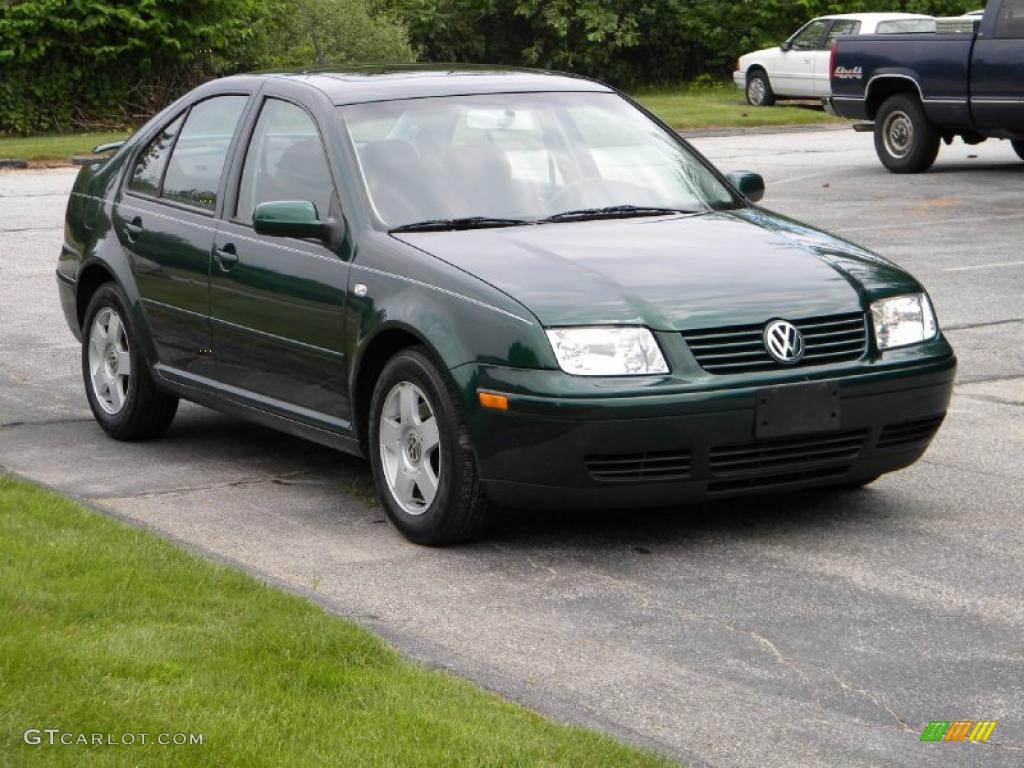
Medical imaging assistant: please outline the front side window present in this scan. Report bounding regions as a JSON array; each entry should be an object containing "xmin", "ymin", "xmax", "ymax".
[
  {"xmin": 161, "ymin": 95, "xmax": 248, "ymax": 211},
  {"xmin": 995, "ymin": 0, "xmax": 1024, "ymax": 37},
  {"xmin": 791, "ymin": 19, "xmax": 830, "ymax": 50},
  {"xmin": 339, "ymin": 92, "xmax": 737, "ymax": 228},
  {"xmin": 127, "ymin": 115, "xmax": 183, "ymax": 197},
  {"xmin": 236, "ymin": 99, "xmax": 335, "ymax": 224}
]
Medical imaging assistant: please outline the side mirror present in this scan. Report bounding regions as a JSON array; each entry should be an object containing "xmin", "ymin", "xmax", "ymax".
[
  {"xmin": 726, "ymin": 171, "xmax": 765, "ymax": 203},
  {"xmin": 253, "ymin": 200, "xmax": 343, "ymax": 250},
  {"xmin": 780, "ymin": 41, "xmax": 792, "ymax": 52}
]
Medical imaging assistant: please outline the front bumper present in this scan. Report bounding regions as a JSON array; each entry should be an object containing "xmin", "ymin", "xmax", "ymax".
[
  {"xmin": 453, "ymin": 354, "xmax": 956, "ymax": 510},
  {"xmin": 733, "ymin": 71, "xmax": 746, "ymax": 91}
]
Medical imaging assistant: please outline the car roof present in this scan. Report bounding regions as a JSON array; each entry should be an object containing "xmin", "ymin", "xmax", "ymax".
[
  {"xmin": 820, "ymin": 12, "xmax": 931, "ymax": 22},
  {"xmin": 225, "ymin": 64, "xmax": 613, "ymax": 106}
]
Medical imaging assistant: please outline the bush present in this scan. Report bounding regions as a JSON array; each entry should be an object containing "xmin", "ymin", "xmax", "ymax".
[
  {"xmin": 0, "ymin": 0, "xmax": 412, "ymax": 134},
  {"xmin": 389, "ymin": 0, "xmax": 979, "ymax": 87}
]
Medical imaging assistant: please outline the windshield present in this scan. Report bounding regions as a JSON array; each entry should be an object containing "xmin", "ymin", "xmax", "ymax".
[{"xmin": 338, "ymin": 92, "xmax": 737, "ymax": 229}]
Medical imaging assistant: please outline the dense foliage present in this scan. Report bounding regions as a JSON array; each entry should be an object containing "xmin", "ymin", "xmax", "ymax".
[
  {"xmin": 389, "ymin": 0, "xmax": 980, "ymax": 86},
  {"xmin": 0, "ymin": 0, "xmax": 982, "ymax": 133},
  {"xmin": 0, "ymin": 0, "xmax": 411, "ymax": 133}
]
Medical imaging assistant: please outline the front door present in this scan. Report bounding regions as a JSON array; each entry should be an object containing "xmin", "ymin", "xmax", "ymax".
[
  {"xmin": 970, "ymin": 0, "xmax": 1024, "ymax": 131},
  {"xmin": 209, "ymin": 96, "xmax": 351, "ymax": 426},
  {"xmin": 115, "ymin": 94, "xmax": 249, "ymax": 375},
  {"xmin": 774, "ymin": 19, "xmax": 830, "ymax": 97}
]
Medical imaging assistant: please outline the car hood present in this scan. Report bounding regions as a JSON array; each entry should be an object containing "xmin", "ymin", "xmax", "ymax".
[{"xmin": 393, "ymin": 209, "xmax": 919, "ymax": 331}]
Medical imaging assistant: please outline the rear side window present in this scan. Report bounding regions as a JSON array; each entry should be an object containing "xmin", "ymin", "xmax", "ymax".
[
  {"xmin": 161, "ymin": 95, "xmax": 248, "ymax": 211},
  {"xmin": 876, "ymin": 19, "xmax": 936, "ymax": 34},
  {"xmin": 826, "ymin": 20, "xmax": 861, "ymax": 43},
  {"xmin": 127, "ymin": 115, "xmax": 183, "ymax": 197},
  {"xmin": 235, "ymin": 99, "xmax": 335, "ymax": 223},
  {"xmin": 995, "ymin": 0, "xmax": 1024, "ymax": 37}
]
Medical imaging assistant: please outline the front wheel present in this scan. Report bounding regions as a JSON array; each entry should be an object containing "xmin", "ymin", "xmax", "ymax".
[
  {"xmin": 873, "ymin": 94, "xmax": 940, "ymax": 173},
  {"xmin": 81, "ymin": 283, "xmax": 178, "ymax": 440},
  {"xmin": 746, "ymin": 71, "xmax": 776, "ymax": 107},
  {"xmin": 368, "ymin": 347, "xmax": 491, "ymax": 546},
  {"xmin": 1011, "ymin": 140, "xmax": 1024, "ymax": 162}
]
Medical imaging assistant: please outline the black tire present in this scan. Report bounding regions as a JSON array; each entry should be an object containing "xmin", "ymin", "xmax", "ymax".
[
  {"xmin": 745, "ymin": 70, "xmax": 776, "ymax": 107},
  {"xmin": 81, "ymin": 283, "xmax": 178, "ymax": 440},
  {"xmin": 1012, "ymin": 140, "xmax": 1024, "ymax": 162},
  {"xmin": 368, "ymin": 347, "xmax": 491, "ymax": 546},
  {"xmin": 873, "ymin": 94, "xmax": 940, "ymax": 173}
]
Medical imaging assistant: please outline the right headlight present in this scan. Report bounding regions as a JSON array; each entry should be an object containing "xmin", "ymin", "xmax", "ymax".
[
  {"xmin": 870, "ymin": 293, "xmax": 938, "ymax": 350},
  {"xmin": 545, "ymin": 327, "xmax": 669, "ymax": 376}
]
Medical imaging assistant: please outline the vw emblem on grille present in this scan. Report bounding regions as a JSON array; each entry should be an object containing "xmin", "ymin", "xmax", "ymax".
[{"xmin": 764, "ymin": 320, "xmax": 805, "ymax": 364}]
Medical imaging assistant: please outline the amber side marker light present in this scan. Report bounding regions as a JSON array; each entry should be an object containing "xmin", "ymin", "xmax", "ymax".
[{"xmin": 478, "ymin": 391, "xmax": 509, "ymax": 411}]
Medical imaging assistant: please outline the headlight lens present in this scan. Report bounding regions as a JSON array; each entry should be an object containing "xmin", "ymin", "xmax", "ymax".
[
  {"xmin": 546, "ymin": 327, "xmax": 669, "ymax": 376},
  {"xmin": 871, "ymin": 293, "xmax": 938, "ymax": 350}
]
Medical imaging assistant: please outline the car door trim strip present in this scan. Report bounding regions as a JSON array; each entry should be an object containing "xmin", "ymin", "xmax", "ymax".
[{"xmin": 75, "ymin": 192, "xmax": 534, "ymax": 327}]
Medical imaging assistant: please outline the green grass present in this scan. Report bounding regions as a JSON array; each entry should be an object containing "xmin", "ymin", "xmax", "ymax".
[
  {"xmin": 635, "ymin": 84, "xmax": 846, "ymax": 131},
  {"xmin": 0, "ymin": 131, "xmax": 128, "ymax": 162},
  {"xmin": 0, "ymin": 475, "xmax": 673, "ymax": 767}
]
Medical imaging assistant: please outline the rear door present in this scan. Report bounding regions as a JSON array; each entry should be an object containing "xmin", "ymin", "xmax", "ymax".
[
  {"xmin": 115, "ymin": 94, "xmax": 249, "ymax": 376},
  {"xmin": 209, "ymin": 89, "xmax": 352, "ymax": 427},
  {"xmin": 970, "ymin": 0, "xmax": 1024, "ymax": 130},
  {"xmin": 774, "ymin": 19, "xmax": 831, "ymax": 97}
]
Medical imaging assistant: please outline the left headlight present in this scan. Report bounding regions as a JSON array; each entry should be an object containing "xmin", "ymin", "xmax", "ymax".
[
  {"xmin": 871, "ymin": 293, "xmax": 938, "ymax": 350},
  {"xmin": 545, "ymin": 327, "xmax": 669, "ymax": 376}
]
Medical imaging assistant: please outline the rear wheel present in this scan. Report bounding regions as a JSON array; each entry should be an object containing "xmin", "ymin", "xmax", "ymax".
[
  {"xmin": 81, "ymin": 283, "xmax": 178, "ymax": 440},
  {"xmin": 1012, "ymin": 140, "xmax": 1024, "ymax": 161},
  {"xmin": 874, "ymin": 94, "xmax": 940, "ymax": 173},
  {"xmin": 368, "ymin": 347, "xmax": 491, "ymax": 546},
  {"xmin": 746, "ymin": 70, "xmax": 776, "ymax": 107}
]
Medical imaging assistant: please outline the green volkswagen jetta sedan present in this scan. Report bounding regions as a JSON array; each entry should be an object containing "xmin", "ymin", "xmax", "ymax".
[{"xmin": 58, "ymin": 66, "xmax": 955, "ymax": 545}]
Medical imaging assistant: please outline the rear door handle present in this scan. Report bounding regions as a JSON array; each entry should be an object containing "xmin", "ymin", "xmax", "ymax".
[
  {"xmin": 125, "ymin": 216, "xmax": 144, "ymax": 240},
  {"xmin": 215, "ymin": 243, "xmax": 239, "ymax": 270}
]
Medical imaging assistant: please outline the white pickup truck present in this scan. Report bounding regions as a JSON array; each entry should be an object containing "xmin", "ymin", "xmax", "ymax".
[{"xmin": 734, "ymin": 13, "xmax": 935, "ymax": 106}]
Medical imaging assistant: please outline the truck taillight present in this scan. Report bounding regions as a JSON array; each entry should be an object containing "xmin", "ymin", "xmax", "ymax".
[{"xmin": 829, "ymin": 41, "xmax": 838, "ymax": 78}]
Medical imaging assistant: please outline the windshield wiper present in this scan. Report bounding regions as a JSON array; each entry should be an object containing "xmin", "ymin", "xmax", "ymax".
[
  {"xmin": 541, "ymin": 205, "xmax": 704, "ymax": 223},
  {"xmin": 390, "ymin": 217, "xmax": 530, "ymax": 233}
]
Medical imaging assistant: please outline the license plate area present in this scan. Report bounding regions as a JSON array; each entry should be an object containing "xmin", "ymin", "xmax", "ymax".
[{"xmin": 755, "ymin": 381, "xmax": 840, "ymax": 439}]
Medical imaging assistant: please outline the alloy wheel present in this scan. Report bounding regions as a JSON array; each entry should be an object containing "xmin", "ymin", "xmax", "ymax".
[
  {"xmin": 378, "ymin": 381, "xmax": 441, "ymax": 516},
  {"xmin": 88, "ymin": 306, "xmax": 131, "ymax": 414}
]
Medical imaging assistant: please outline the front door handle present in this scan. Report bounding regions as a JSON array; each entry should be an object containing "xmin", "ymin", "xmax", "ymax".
[
  {"xmin": 125, "ymin": 216, "xmax": 144, "ymax": 240},
  {"xmin": 215, "ymin": 243, "xmax": 239, "ymax": 270}
]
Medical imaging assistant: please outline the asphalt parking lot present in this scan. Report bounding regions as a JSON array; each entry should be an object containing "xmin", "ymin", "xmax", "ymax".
[{"xmin": 1, "ymin": 128, "xmax": 1022, "ymax": 767}]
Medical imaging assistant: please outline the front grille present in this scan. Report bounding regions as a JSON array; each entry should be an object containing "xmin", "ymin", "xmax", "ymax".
[
  {"xmin": 584, "ymin": 450, "xmax": 692, "ymax": 483},
  {"xmin": 878, "ymin": 415, "xmax": 945, "ymax": 448},
  {"xmin": 709, "ymin": 429, "xmax": 868, "ymax": 475},
  {"xmin": 682, "ymin": 312, "xmax": 868, "ymax": 374},
  {"xmin": 708, "ymin": 465, "xmax": 850, "ymax": 494}
]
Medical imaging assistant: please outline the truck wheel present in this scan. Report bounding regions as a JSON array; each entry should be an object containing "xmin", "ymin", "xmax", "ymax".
[
  {"xmin": 746, "ymin": 70, "xmax": 776, "ymax": 107},
  {"xmin": 368, "ymin": 347, "xmax": 491, "ymax": 546},
  {"xmin": 1012, "ymin": 140, "xmax": 1024, "ymax": 161},
  {"xmin": 874, "ymin": 94, "xmax": 940, "ymax": 173}
]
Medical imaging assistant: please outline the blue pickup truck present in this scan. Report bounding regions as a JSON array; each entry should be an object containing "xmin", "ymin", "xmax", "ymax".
[{"xmin": 826, "ymin": 0, "xmax": 1024, "ymax": 172}]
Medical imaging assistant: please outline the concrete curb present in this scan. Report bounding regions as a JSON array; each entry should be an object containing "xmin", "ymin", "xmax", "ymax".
[
  {"xmin": 679, "ymin": 123, "xmax": 851, "ymax": 139},
  {"xmin": 0, "ymin": 158, "xmax": 28, "ymax": 170}
]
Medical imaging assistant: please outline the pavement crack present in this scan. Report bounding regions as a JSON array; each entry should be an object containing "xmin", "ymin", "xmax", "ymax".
[
  {"xmin": 1, "ymin": 417, "xmax": 95, "ymax": 429},
  {"xmin": 944, "ymin": 318, "xmax": 1023, "ymax": 332},
  {"xmin": 90, "ymin": 465, "xmax": 337, "ymax": 501},
  {"xmin": 958, "ymin": 393, "xmax": 1024, "ymax": 408}
]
